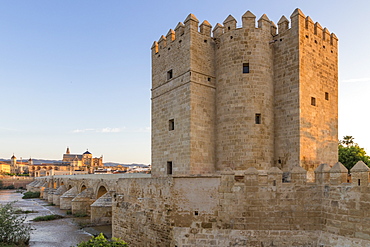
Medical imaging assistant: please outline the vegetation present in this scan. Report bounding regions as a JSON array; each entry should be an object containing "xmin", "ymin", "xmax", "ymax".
[
  {"xmin": 22, "ymin": 191, "xmax": 40, "ymax": 199},
  {"xmin": 4, "ymin": 185, "xmax": 15, "ymax": 189},
  {"xmin": 0, "ymin": 202, "xmax": 31, "ymax": 246},
  {"xmin": 32, "ymin": 214, "xmax": 64, "ymax": 221},
  {"xmin": 339, "ymin": 136, "xmax": 370, "ymax": 170},
  {"xmin": 14, "ymin": 209, "xmax": 38, "ymax": 214},
  {"xmin": 0, "ymin": 181, "xmax": 16, "ymax": 190},
  {"xmin": 73, "ymin": 212, "xmax": 88, "ymax": 217},
  {"xmin": 75, "ymin": 233, "xmax": 128, "ymax": 247}
]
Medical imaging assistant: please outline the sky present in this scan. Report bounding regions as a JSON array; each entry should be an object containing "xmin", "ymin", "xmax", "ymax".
[{"xmin": 0, "ymin": 0, "xmax": 369, "ymax": 164}]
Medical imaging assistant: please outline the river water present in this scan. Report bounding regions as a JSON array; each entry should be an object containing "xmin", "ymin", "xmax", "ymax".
[{"xmin": 0, "ymin": 190, "xmax": 97, "ymax": 247}]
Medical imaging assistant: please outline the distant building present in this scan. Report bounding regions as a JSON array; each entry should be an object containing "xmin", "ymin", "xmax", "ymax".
[
  {"xmin": 29, "ymin": 147, "xmax": 103, "ymax": 177},
  {"xmin": 9, "ymin": 154, "xmax": 29, "ymax": 174},
  {"xmin": 0, "ymin": 162, "xmax": 10, "ymax": 174}
]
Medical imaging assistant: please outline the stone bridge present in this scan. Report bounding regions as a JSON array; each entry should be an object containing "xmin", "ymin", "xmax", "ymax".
[{"xmin": 26, "ymin": 173, "xmax": 150, "ymax": 224}]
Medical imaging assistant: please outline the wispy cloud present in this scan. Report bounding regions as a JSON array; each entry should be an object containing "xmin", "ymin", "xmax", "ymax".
[
  {"xmin": 72, "ymin": 127, "xmax": 125, "ymax": 133},
  {"xmin": 342, "ymin": 78, "xmax": 370, "ymax": 83},
  {"xmin": 99, "ymin": 128, "xmax": 123, "ymax": 133},
  {"xmin": 71, "ymin": 126, "xmax": 150, "ymax": 134},
  {"xmin": 72, "ymin": 128, "xmax": 95, "ymax": 133}
]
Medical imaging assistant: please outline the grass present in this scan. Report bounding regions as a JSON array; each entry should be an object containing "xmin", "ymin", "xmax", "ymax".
[
  {"xmin": 22, "ymin": 191, "xmax": 40, "ymax": 199},
  {"xmin": 66, "ymin": 210, "xmax": 72, "ymax": 215},
  {"xmin": 0, "ymin": 243, "xmax": 28, "ymax": 247},
  {"xmin": 32, "ymin": 214, "xmax": 64, "ymax": 222},
  {"xmin": 14, "ymin": 209, "xmax": 38, "ymax": 214},
  {"xmin": 73, "ymin": 212, "xmax": 88, "ymax": 217}
]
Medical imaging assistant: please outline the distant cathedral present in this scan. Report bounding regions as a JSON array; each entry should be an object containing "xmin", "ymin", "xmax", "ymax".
[
  {"xmin": 62, "ymin": 147, "xmax": 103, "ymax": 169},
  {"xmin": 27, "ymin": 147, "xmax": 103, "ymax": 177}
]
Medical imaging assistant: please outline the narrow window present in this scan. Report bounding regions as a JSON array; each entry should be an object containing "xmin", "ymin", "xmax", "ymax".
[
  {"xmin": 169, "ymin": 119, "xmax": 174, "ymax": 131},
  {"xmin": 358, "ymin": 179, "xmax": 361, "ymax": 186},
  {"xmin": 167, "ymin": 69, "xmax": 173, "ymax": 80},
  {"xmin": 325, "ymin": 92, "xmax": 329, "ymax": 100},
  {"xmin": 243, "ymin": 63, "xmax": 250, "ymax": 73},
  {"xmin": 167, "ymin": 161, "xmax": 173, "ymax": 175},
  {"xmin": 194, "ymin": 211, "xmax": 199, "ymax": 216},
  {"xmin": 255, "ymin": 113, "xmax": 261, "ymax": 124},
  {"xmin": 311, "ymin": 97, "xmax": 316, "ymax": 106}
]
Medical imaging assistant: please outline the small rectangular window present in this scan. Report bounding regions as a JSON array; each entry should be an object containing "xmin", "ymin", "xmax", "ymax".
[
  {"xmin": 169, "ymin": 119, "xmax": 174, "ymax": 131},
  {"xmin": 243, "ymin": 63, "xmax": 250, "ymax": 73},
  {"xmin": 255, "ymin": 113, "xmax": 261, "ymax": 124},
  {"xmin": 167, "ymin": 161, "xmax": 173, "ymax": 175},
  {"xmin": 311, "ymin": 97, "xmax": 316, "ymax": 106},
  {"xmin": 167, "ymin": 69, "xmax": 173, "ymax": 80},
  {"xmin": 325, "ymin": 92, "xmax": 329, "ymax": 100}
]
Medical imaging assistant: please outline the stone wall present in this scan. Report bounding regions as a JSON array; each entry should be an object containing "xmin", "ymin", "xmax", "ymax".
[
  {"xmin": 0, "ymin": 177, "xmax": 34, "ymax": 189},
  {"xmin": 27, "ymin": 163, "xmax": 370, "ymax": 246},
  {"xmin": 110, "ymin": 163, "xmax": 370, "ymax": 246}
]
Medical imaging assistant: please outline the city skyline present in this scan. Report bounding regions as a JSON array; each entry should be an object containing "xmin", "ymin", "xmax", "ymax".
[{"xmin": 1, "ymin": 1, "xmax": 369, "ymax": 164}]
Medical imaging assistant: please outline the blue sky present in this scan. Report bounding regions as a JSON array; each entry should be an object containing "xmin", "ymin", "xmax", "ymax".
[{"xmin": 0, "ymin": 1, "xmax": 369, "ymax": 164}]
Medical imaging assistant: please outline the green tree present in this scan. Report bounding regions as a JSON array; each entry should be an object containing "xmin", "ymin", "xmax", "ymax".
[
  {"xmin": 75, "ymin": 233, "xmax": 128, "ymax": 247},
  {"xmin": 338, "ymin": 136, "xmax": 370, "ymax": 170},
  {"xmin": 0, "ymin": 202, "xmax": 32, "ymax": 246}
]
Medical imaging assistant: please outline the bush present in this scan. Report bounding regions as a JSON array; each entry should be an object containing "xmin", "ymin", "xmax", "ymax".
[
  {"xmin": 0, "ymin": 202, "xmax": 31, "ymax": 246},
  {"xmin": 75, "ymin": 233, "xmax": 128, "ymax": 247},
  {"xmin": 32, "ymin": 214, "xmax": 64, "ymax": 221},
  {"xmin": 22, "ymin": 191, "xmax": 40, "ymax": 199}
]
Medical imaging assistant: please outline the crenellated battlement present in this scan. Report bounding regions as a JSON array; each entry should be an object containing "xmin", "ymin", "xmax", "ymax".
[
  {"xmin": 220, "ymin": 161, "xmax": 369, "ymax": 187},
  {"xmin": 152, "ymin": 8, "xmax": 337, "ymax": 55}
]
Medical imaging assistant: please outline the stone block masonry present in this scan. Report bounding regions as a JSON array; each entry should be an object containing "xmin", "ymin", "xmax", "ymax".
[
  {"xmin": 26, "ymin": 8, "xmax": 370, "ymax": 247},
  {"xmin": 151, "ymin": 8, "xmax": 338, "ymax": 179},
  {"xmin": 27, "ymin": 162, "xmax": 370, "ymax": 246}
]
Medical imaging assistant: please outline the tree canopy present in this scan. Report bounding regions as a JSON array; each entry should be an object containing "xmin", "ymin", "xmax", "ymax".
[
  {"xmin": 0, "ymin": 202, "xmax": 31, "ymax": 246},
  {"xmin": 338, "ymin": 136, "xmax": 370, "ymax": 170}
]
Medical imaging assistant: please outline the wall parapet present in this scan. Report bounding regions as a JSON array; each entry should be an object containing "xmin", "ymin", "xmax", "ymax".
[
  {"xmin": 152, "ymin": 8, "xmax": 338, "ymax": 55},
  {"xmin": 215, "ymin": 163, "xmax": 370, "ymax": 187}
]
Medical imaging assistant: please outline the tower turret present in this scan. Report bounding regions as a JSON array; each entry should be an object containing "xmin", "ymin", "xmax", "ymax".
[
  {"xmin": 151, "ymin": 9, "xmax": 338, "ymax": 178},
  {"xmin": 215, "ymin": 11, "xmax": 275, "ymax": 171}
]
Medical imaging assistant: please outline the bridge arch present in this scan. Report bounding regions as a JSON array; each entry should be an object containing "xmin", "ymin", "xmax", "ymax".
[
  {"xmin": 97, "ymin": 185, "xmax": 108, "ymax": 199},
  {"xmin": 79, "ymin": 184, "xmax": 87, "ymax": 193}
]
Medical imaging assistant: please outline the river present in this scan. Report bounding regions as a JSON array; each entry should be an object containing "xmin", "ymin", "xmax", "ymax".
[{"xmin": 0, "ymin": 190, "xmax": 101, "ymax": 247}]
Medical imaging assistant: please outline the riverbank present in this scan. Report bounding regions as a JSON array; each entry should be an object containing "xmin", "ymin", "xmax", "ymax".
[{"xmin": 0, "ymin": 190, "xmax": 111, "ymax": 247}]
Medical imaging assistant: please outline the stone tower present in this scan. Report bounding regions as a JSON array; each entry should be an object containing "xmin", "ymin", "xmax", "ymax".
[
  {"xmin": 151, "ymin": 8, "xmax": 338, "ymax": 178},
  {"xmin": 10, "ymin": 154, "xmax": 17, "ymax": 174}
]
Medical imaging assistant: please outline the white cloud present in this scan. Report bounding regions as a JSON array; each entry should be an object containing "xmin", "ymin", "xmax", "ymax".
[
  {"xmin": 72, "ymin": 127, "xmax": 125, "ymax": 133},
  {"xmin": 99, "ymin": 128, "xmax": 123, "ymax": 133},
  {"xmin": 72, "ymin": 128, "xmax": 94, "ymax": 133},
  {"xmin": 342, "ymin": 78, "xmax": 370, "ymax": 83}
]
